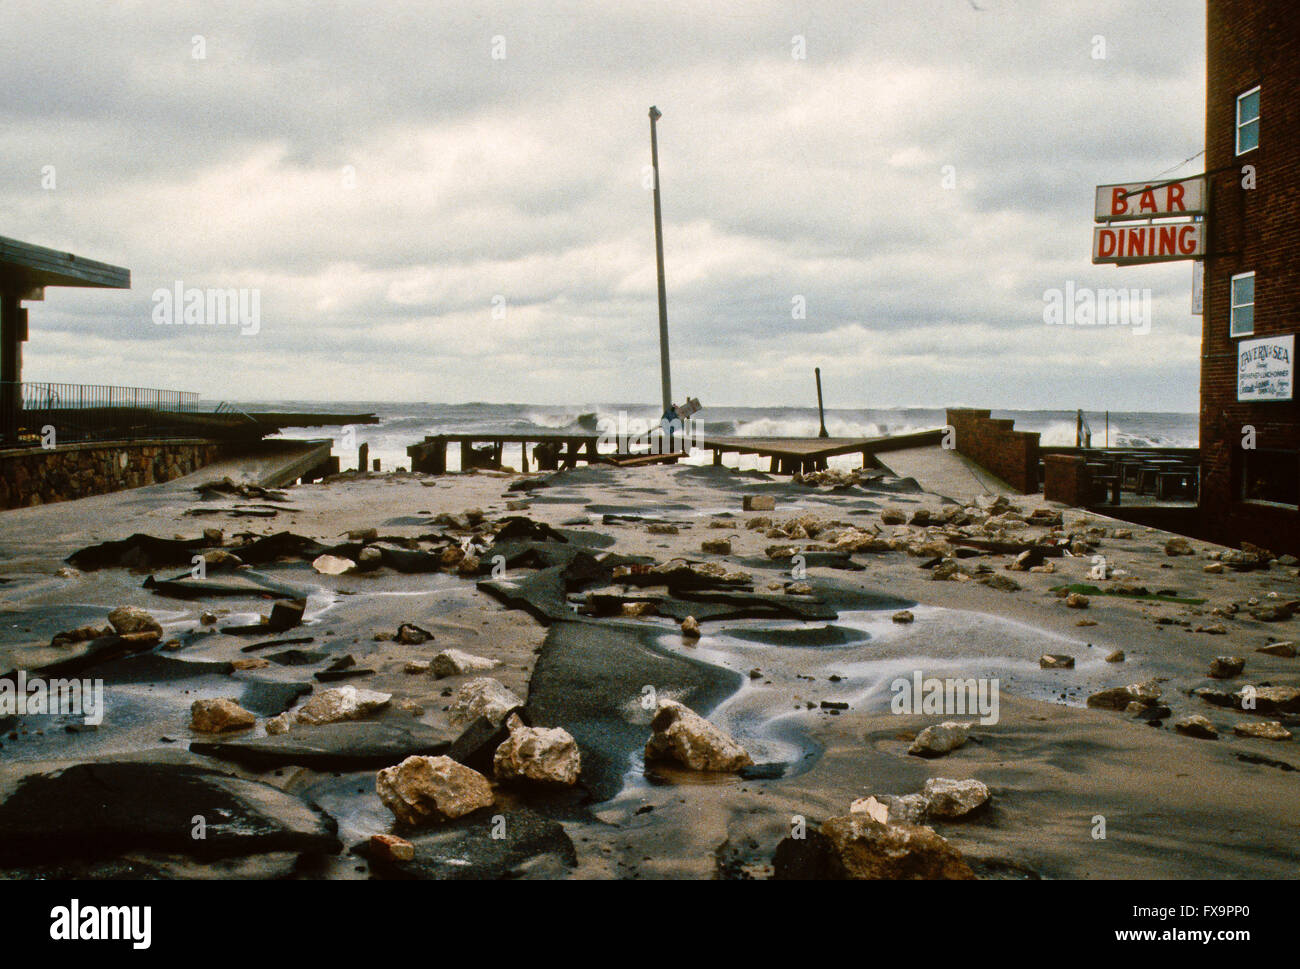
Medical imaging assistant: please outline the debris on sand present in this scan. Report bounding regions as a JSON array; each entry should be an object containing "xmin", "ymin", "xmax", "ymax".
[{"xmin": 107, "ymin": 606, "xmax": 163, "ymax": 638}]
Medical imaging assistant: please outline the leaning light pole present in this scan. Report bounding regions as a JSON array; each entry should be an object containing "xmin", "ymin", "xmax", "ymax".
[{"xmin": 649, "ymin": 105, "xmax": 672, "ymax": 415}]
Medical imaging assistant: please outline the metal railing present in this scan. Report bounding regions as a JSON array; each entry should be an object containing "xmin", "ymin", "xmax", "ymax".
[{"xmin": 1, "ymin": 381, "xmax": 203, "ymax": 448}]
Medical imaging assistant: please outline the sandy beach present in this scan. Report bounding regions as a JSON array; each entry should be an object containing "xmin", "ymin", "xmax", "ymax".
[{"xmin": 1, "ymin": 455, "xmax": 1296, "ymax": 880}]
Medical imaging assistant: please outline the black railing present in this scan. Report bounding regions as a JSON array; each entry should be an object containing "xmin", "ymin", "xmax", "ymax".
[{"xmin": 1, "ymin": 381, "xmax": 202, "ymax": 448}]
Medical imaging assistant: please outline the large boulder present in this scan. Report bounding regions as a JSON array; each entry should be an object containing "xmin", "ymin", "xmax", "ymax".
[
  {"xmin": 492, "ymin": 713, "xmax": 581, "ymax": 786},
  {"xmin": 816, "ymin": 815, "xmax": 975, "ymax": 879},
  {"xmin": 376, "ymin": 755, "xmax": 494, "ymax": 825},
  {"xmin": 450, "ymin": 678, "xmax": 523, "ymax": 728},
  {"xmin": 644, "ymin": 699, "xmax": 753, "ymax": 772},
  {"xmin": 295, "ymin": 686, "xmax": 392, "ymax": 725},
  {"xmin": 908, "ymin": 722, "xmax": 971, "ymax": 758}
]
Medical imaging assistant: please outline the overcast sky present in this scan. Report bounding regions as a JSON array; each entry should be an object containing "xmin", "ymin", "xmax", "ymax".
[{"xmin": 0, "ymin": 0, "xmax": 1206, "ymax": 410}]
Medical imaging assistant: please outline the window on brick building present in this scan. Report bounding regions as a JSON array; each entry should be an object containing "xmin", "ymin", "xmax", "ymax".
[
  {"xmin": 1236, "ymin": 86, "xmax": 1260, "ymax": 155},
  {"xmin": 1230, "ymin": 271, "xmax": 1255, "ymax": 337},
  {"xmin": 1240, "ymin": 448, "xmax": 1299, "ymax": 506}
]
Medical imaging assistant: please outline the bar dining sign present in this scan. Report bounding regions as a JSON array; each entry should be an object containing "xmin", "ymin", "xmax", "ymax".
[
  {"xmin": 1238, "ymin": 334, "xmax": 1294, "ymax": 402},
  {"xmin": 1092, "ymin": 176, "xmax": 1206, "ymax": 266}
]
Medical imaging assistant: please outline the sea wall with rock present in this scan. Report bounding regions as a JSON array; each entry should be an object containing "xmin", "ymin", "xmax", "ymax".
[{"xmin": 0, "ymin": 439, "xmax": 225, "ymax": 509}]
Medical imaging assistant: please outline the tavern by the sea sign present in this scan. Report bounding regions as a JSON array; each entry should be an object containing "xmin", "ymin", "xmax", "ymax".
[{"xmin": 1238, "ymin": 334, "xmax": 1295, "ymax": 402}]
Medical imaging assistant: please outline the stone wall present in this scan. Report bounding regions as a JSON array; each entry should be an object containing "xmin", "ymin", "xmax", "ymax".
[
  {"xmin": 0, "ymin": 440, "xmax": 225, "ymax": 509},
  {"xmin": 946, "ymin": 408, "xmax": 1042, "ymax": 494}
]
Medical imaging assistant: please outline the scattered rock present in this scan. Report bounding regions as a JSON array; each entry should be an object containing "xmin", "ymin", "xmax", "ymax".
[
  {"xmin": 376, "ymin": 755, "xmax": 494, "ymax": 825},
  {"xmin": 1040, "ymin": 654, "xmax": 1075, "ymax": 669},
  {"xmin": 449, "ymin": 678, "xmax": 523, "ymax": 728},
  {"xmin": 1086, "ymin": 680, "xmax": 1161, "ymax": 710},
  {"xmin": 1174, "ymin": 715, "xmax": 1218, "ymax": 739},
  {"xmin": 621, "ymin": 601, "xmax": 657, "ymax": 617},
  {"xmin": 404, "ymin": 660, "xmax": 431, "ymax": 674},
  {"xmin": 1208, "ymin": 656, "xmax": 1245, "ymax": 679},
  {"xmin": 230, "ymin": 657, "xmax": 270, "ymax": 671},
  {"xmin": 908, "ymin": 722, "xmax": 971, "ymax": 758},
  {"xmin": 644, "ymin": 699, "xmax": 753, "ymax": 772},
  {"xmin": 492, "ymin": 713, "xmax": 581, "ymax": 786},
  {"xmin": 812, "ymin": 815, "xmax": 975, "ymax": 879},
  {"xmin": 1257, "ymin": 642, "xmax": 1296, "ymax": 658},
  {"xmin": 701, "ymin": 538, "xmax": 732, "ymax": 555},
  {"xmin": 681, "ymin": 615, "xmax": 701, "ymax": 640},
  {"xmin": 396, "ymin": 623, "xmax": 434, "ymax": 645},
  {"xmin": 432, "ymin": 649, "xmax": 499, "ymax": 678},
  {"xmin": 1105, "ymin": 650, "xmax": 1125, "ymax": 663},
  {"xmin": 743, "ymin": 495, "xmax": 776, "ymax": 511},
  {"xmin": 1233, "ymin": 721, "xmax": 1292, "ymax": 741},
  {"xmin": 1066, "ymin": 593, "xmax": 1089, "ymax": 609},
  {"xmin": 295, "ymin": 686, "xmax": 392, "ymax": 725},
  {"xmin": 1203, "ymin": 562, "xmax": 1225, "ymax": 574},
  {"xmin": 880, "ymin": 507, "xmax": 907, "ymax": 525},
  {"xmin": 1164, "ymin": 537, "xmax": 1193, "ymax": 556},
  {"xmin": 312, "ymin": 554, "xmax": 355, "ymax": 575},
  {"xmin": 266, "ymin": 713, "xmax": 292, "ymax": 736},
  {"xmin": 647, "ymin": 523, "xmax": 679, "ymax": 535},
  {"xmin": 190, "ymin": 698, "xmax": 256, "ymax": 734},
  {"xmin": 107, "ymin": 606, "xmax": 163, "ymax": 638},
  {"xmin": 922, "ymin": 777, "xmax": 990, "ymax": 819},
  {"xmin": 369, "ymin": 833, "xmax": 415, "ymax": 862},
  {"xmin": 357, "ymin": 547, "xmax": 384, "ymax": 572},
  {"xmin": 892, "ymin": 610, "xmax": 915, "ymax": 624}
]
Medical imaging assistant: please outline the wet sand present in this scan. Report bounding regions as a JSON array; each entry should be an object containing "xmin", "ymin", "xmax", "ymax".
[{"xmin": 1, "ymin": 457, "xmax": 1297, "ymax": 879}]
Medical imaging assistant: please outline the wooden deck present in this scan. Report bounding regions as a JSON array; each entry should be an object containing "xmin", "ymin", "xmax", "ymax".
[
  {"xmin": 408, "ymin": 433, "xmax": 603, "ymax": 474},
  {"xmin": 407, "ymin": 427, "xmax": 949, "ymax": 475},
  {"xmin": 699, "ymin": 428, "xmax": 947, "ymax": 473}
]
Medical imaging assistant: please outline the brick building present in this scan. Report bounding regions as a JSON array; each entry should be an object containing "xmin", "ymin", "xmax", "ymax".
[{"xmin": 1200, "ymin": 0, "xmax": 1300, "ymax": 554}]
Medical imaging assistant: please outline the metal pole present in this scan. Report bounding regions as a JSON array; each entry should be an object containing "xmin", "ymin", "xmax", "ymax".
[
  {"xmin": 815, "ymin": 367, "xmax": 828, "ymax": 438},
  {"xmin": 649, "ymin": 106, "xmax": 672, "ymax": 415}
]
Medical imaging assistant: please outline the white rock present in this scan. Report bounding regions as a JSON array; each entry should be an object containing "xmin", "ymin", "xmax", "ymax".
[
  {"xmin": 431, "ymin": 648, "xmax": 499, "ymax": 678},
  {"xmin": 493, "ymin": 713, "xmax": 582, "ymax": 785},
  {"xmin": 376, "ymin": 755, "xmax": 494, "ymax": 825},
  {"xmin": 295, "ymin": 686, "xmax": 392, "ymax": 725},
  {"xmin": 908, "ymin": 722, "xmax": 972, "ymax": 758},
  {"xmin": 312, "ymin": 554, "xmax": 355, "ymax": 575},
  {"xmin": 849, "ymin": 795, "xmax": 890, "ymax": 824},
  {"xmin": 922, "ymin": 777, "xmax": 990, "ymax": 818},
  {"xmin": 449, "ymin": 677, "xmax": 523, "ymax": 727},
  {"xmin": 644, "ymin": 699, "xmax": 753, "ymax": 772}
]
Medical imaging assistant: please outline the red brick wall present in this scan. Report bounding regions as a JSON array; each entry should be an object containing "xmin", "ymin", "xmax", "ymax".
[
  {"xmin": 946, "ymin": 408, "xmax": 1041, "ymax": 493},
  {"xmin": 1043, "ymin": 454, "xmax": 1089, "ymax": 507},
  {"xmin": 1202, "ymin": 0, "xmax": 1300, "ymax": 554}
]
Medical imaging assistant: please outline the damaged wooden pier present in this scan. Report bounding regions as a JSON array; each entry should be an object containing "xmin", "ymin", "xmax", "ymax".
[{"xmin": 407, "ymin": 427, "xmax": 948, "ymax": 475}]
